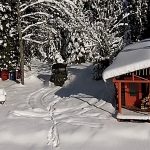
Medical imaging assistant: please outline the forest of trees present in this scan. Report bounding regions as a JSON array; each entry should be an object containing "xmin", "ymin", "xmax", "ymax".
[{"xmin": 0, "ymin": 0, "xmax": 150, "ymax": 83}]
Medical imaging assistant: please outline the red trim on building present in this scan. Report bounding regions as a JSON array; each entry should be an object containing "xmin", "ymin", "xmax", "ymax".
[{"xmin": 113, "ymin": 69, "xmax": 150, "ymax": 114}]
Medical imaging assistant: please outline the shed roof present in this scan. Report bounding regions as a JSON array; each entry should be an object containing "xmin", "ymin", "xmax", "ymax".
[{"xmin": 102, "ymin": 39, "xmax": 150, "ymax": 81}]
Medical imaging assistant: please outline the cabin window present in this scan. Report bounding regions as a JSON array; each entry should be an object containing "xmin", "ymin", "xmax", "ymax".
[{"xmin": 129, "ymin": 83, "xmax": 138, "ymax": 96}]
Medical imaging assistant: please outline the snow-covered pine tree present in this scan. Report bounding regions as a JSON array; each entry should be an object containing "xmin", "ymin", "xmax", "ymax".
[
  {"xmin": 127, "ymin": 0, "xmax": 149, "ymax": 42},
  {"xmin": 0, "ymin": 1, "xmax": 19, "ymax": 70},
  {"xmin": 140, "ymin": 0, "xmax": 149, "ymax": 39},
  {"xmin": 66, "ymin": 0, "xmax": 129, "ymax": 64},
  {"xmin": 74, "ymin": 0, "xmax": 128, "ymax": 79}
]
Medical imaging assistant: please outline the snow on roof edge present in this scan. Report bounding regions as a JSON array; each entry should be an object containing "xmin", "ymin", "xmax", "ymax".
[{"xmin": 102, "ymin": 60, "xmax": 150, "ymax": 82}]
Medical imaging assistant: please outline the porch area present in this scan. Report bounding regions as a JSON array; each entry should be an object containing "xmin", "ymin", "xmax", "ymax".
[{"xmin": 117, "ymin": 107, "xmax": 150, "ymax": 121}]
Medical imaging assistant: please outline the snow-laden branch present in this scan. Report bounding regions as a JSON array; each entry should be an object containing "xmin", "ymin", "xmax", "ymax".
[
  {"xmin": 22, "ymin": 21, "xmax": 46, "ymax": 33},
  {"xmin": 110, "ymin": 13, "xmax": 130, "ymax": 33},
  {"xmin": 22, "ymin": 33, "xmax": 33, "ymax": 39},
  {"xmin": 118, "ymin": 23, "xmax": 128, "ymax": 26},
  {"xmin": 57, "ymin": 4, "xmax": 74, "ymax": 19},
  {"xmin": 22, "ymin": 37, "xmax": 48, "ymax": 45},
  {"xmin": 76, "ymin": 16, "xmax": 103, "ymax": 44},
  {"xmin": 21, "ymin": 20, "xmax": 30, "ymax": 25},
  {"xmin": 44, "ymin": 26, "xmax": 57, "ymax": 34},
  {"xmin": 20, "ymin": 3, "xmax": 27, "ymax": 9},
  {"xmin": 40, "ymin": 0, "xmax": 77, "ymax": 8},
  {"xmin": 63, "ymin": 0, "xmax": 77, "ymax": 8},
  {"xmin": 20, "ymin": 0, "xmax": 51, "ymax": 12},
  {"xmin": 44, "ymin": 1, "xmax": 75, "ymax": 20},
  {"xmin": 21, "ymin": 12, "xmax": 50, "ymax": 19},
  {"xmin": 20, "ymin": 0, "xmax": 76, "ymax": 12}
]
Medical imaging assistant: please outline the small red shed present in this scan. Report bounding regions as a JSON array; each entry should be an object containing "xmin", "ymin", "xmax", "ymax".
[{"xmin": 102, "ymin": 39, "xmax": 150, "ymax": 121}]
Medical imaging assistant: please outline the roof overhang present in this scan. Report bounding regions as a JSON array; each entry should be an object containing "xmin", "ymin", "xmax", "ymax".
[{"xmin": 102, "ymin": 39, "xmax": 150, "ymax": 81}]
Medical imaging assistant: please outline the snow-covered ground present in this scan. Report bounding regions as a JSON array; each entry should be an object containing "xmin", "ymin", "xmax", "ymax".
[{"xmin": 0, "ymin": 59, "xmax": 150, "ymax": 150}]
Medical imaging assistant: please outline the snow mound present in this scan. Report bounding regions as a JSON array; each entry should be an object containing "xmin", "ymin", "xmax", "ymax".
[
  {"xmin": 0, "ymin": 88, "xmax": 6, "ymax": 102},
  {"xmin": 25, "ymin": 75, "xmax": 42, "ymax": 83}
]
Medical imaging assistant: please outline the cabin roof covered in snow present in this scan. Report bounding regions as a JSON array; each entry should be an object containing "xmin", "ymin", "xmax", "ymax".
[{"xmin": 102, "ymin": 39, "xmax": 150, "ymax": 81}]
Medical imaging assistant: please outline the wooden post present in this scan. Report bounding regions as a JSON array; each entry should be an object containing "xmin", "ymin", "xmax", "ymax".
[
  {"xmin": 132, "ymin": 72, "xmax": 134, "ymax": 81},
  {"xmin": 118, "ymin": 82, "xmax": 122, "ymax": 113}
]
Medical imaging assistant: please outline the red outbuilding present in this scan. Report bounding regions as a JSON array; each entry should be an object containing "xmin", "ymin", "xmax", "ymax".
[{"xmin": 103, "ymin": 39, "xmax": 150, "ymax": 121}]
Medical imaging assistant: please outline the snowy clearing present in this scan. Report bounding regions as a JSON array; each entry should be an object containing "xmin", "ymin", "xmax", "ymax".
[{"xmin": 0, "ymin": 60, "xmax": 150, "ymax": 150}]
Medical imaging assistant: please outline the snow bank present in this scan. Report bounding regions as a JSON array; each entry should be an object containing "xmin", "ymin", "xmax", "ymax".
[
  {"xmin": 117, "ymin": 113, "xmax": 150, "ymax": 120},
  {"xmin": 0, "ymin": 88, "xmax": 6, "ymax": 102}
]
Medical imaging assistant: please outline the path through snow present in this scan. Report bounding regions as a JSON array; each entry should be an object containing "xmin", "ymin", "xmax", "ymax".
[
  {"xmin": 1, "ymin": 62, "xmax": 150, "ymax": 150},
  {"xmin": 9, "ymin": 63, "xmax": 115, "ymax": 148},
  {"xmin": 0, "ymin": 60, "xmax": 150, "ymax": 150}
]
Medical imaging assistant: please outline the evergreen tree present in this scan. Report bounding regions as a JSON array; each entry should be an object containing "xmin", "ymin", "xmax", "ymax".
[
  {"xmin": 68, "ymin": 0, "xmax": 128, "ymax": 63},
  {"xmin": 79, "ymin": 0, "xmax": 128, "ymax": 79},
  {"xmin": 127, "ymin": 0, "xmax": 149, "ymax": 42},
  {"xmin": 0, "ymin": 1, "xmax": 19, "ymax": 70},
  {"xmin": 141, "ymin": 0, "xmax": 149, "ymax": 39}
]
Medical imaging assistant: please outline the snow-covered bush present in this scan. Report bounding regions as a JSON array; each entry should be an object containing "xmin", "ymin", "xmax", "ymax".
[
  {"xmin": 0, "ymin": 88, "xmax": 6, "ymax": 103},
  {"xmin": 92, "ymin": 58, "xmax": 110, "ymax": 80}
]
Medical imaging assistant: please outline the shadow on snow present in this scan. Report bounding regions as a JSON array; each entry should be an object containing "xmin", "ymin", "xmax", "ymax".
[{"xmin": 55, "ymin": 64, "xmax": 116, "ymax": 108}]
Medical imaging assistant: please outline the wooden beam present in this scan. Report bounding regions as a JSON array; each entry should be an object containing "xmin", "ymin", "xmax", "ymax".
[
  {"xmin": 132, "ymin": 73, "xmax": 134, "ymax": 80},
  {"xmin": 133, "ymin": 74, "xmax": 149, "ymax": 81},
  {"xmin": 113, "ymin": 80, "xmax": 150, "ymax": 83},
  {"xmin": 118, "ymin": 82, "xmax": 122, "ymax": 114}
]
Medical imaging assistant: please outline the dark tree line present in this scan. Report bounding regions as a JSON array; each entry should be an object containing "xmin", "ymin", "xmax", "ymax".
[{"xmin": 127, "ymin": 0, "xmax": 150, "ymax": 42}]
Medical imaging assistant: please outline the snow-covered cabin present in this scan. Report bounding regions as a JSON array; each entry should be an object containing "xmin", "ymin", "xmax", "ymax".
[{"xmin": 102, "ymin": 39, "xmax": 150, "ymax": 121}]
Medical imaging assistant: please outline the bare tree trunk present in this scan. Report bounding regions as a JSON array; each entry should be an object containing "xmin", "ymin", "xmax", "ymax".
[{"xmin": 17, "ymin": 1, "xmax": 24, "ymax": 85}]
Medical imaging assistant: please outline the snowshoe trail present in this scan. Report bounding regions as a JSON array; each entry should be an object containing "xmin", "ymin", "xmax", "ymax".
[
  {"xmin": 28, "ymin": 86, "xmax": 61, "ymax": 110},
  {"xmin": 47, "ymin": 95, "xmax": 61, "ymax": 148},
  {"xmin": 11, "ymin": 85, "xmax": 61, "ymax": 118}
]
